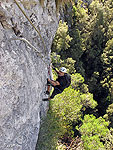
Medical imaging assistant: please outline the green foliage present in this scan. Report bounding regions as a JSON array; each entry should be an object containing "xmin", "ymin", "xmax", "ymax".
[
  {"xmin": 106, "ymin": 103, "xmax": 113, "ymax": 116},
  {"xmin": 52, "ymin": 20, "xmax": 72, "ymax": 54},
  {"xmin": 101, "ymin": 38, "xmax": 113, "ymax": 101},
  {"xmin": 51, "ymin": 87, "xmax": 82, "ymax": 130},
  {"xmin": 51, "ymin": 52, "xmax": 64, "ymax": 68},
  {"xmin": 103, "ymin": 103, "xmax": 113, "ymax": 128},
  {"xmin": 37, "ymin": 73, "xmax": 97, "ymax": 150},
  {"xmin": 61, "ymin": 1, "xmax": 87, "ymax": 75},
  {"xmin": 56, "ymin": 0, "xmax": 113, "ymax": 103},
  {"xmin": 51, "ymin": 52, "xmax": 76, "ymax": 74},
  {"xmin": 68, "ymin": 28, "xmax": 84, "ymax": 61},
  {"xmin": 103, "ymin": 128, "xmax": 113, "ymax": 150},
  {"xmin": 71, "ymin": 73, "xmax": 89, "ymax": 93},
  {"xmin": 78, "ymin": 114, "xmax": 109, "ymax": 150},
  {"xmin": 61, "ymin": 0, "xmax": 113, "ymax": 114},
  {"xmin": 63, "ymin": 57, "xmax": 76, "ymax": 74},
  {"xmin": 71, "ymin": 73, "xmax": 84, "ymax": 89},
  {"xmin": 50, "ymin": 84, "xmax": 97, "ymax": 134},
  {"xmin": 36, "ymin": 111, "xmax": 66, "ymax": 150},
  {"xmin": 101, "ymin": 38, "xmax": 113, "ymax": 75},
  {"xmin": 83, "ymin": 0, "xmax": 113, "ymax": 105},
  {"xmin": 37, "ymin": 1, "xmax": 113, "ymax": 149}
]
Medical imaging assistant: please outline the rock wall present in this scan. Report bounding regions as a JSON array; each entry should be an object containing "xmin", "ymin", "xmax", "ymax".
[{"xmin": 0, "ymin": 0, "xmax": 59, "ymax": 150}]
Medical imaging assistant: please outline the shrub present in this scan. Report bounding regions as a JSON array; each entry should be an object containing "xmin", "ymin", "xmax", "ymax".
[
  {"xmin": 78, "ymin": 114, "xmax": 109, "ymax": 150},
  {"xmin": 50, "ymin": 86, "xmax": 97, "ymax": 134}
]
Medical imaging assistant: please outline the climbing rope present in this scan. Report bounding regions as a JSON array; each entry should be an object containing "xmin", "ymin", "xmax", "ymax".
[
  {"xmin": 12, "ymin": 0, "xmax": 52, "ymax": 80},
  {"xmin": 10, "ymin": 37, "xmax": 53, "ymax": 79},
  {"xmin": 9, "ymin": 37, "xmax": 48, "ymax": 66},
  {"xmin": 13, "ymin": 0, "xmax": 47, "ymax": 54}
]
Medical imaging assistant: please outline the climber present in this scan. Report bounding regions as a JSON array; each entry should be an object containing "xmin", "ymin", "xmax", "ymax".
[{"xmin": 42, "ymin": 66, "xmax": 71, "ymax": 101}]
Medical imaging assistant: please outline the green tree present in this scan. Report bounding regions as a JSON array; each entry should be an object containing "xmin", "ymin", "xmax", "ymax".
[
  {"xmin": 51, "ymin": 52, "xmax": 64, "ymax": 68},
  {"xmin": 36, "ymin": 111, "xmax": 66, "ymax": 150},
  {"xmin": 101, "ymin": 38, "xmax": 113, "ymax": 102},
  {"xmin": 50, "ymin": 74, "xmax": 97, "ymax": 134},
  {"xmin": 63, "ymin": 57, "xmax": 76, "ymax": 74},
  {"xmin": 51, "ymin": 20, "xmax": 72, "ymax": 54},
  {"xmin": 103, "ymin": 128, "xmax": 113, "ymax": 150},
  {"xmin": 71, "ymin": 73, "xmax": 89, "ymax": 93},
  {"xmin": 103, "ymin": 103, "xmax": 113, "ymax": 128},
  {"xmin": 51, "ymin": 52, "xmax": 76, "ymax": 74},
  {"xmin": 78, "ymin": 114, "xmax": 109, "ymax": 150},
  {"xmin": 64, "ymin": 0, "xmax": 113, "ymax": 115},
  {"xmin": 63, "ymin": 2, "xmax": 86, "ymax": 75}
]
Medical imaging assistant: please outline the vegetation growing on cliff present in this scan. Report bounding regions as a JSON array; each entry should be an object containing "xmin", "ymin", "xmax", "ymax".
[
  {"xmin": 37, "ymin": 0, "xmax": 113, "ymax": 149},
  {"xmin": 62, "ymin": 0, "xmax": 113, "ymax": 114}
]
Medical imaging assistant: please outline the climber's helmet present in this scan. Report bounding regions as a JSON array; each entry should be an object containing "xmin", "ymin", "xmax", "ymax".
[{"xmin": 59, "ymin": 67, "xmax": 67, "ymax": 73}]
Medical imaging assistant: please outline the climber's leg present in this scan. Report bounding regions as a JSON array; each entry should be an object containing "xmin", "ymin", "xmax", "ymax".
[
  {"xmin": 45, "ymin": 79, "xmax": 55, "ymax": 95},
  {"xmin": 50, "ymin": 87, "xmax": 62, "ymax": 99},
  {"xmin": 42, "ymin": 87, "xmax": 62, "ymax": 101},
  {"xmin": 45, "ymin": 85, "xmax": 50, "ymax": 95}
]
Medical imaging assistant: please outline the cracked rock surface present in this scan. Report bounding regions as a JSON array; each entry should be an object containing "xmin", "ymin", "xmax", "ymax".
[{"xmin": 0, "ymin": 0, "xmax": 59, "ymax": 150}]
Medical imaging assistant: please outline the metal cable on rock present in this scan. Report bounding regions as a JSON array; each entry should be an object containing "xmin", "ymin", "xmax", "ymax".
[
  {"xmin": 13, "ymin": 0, "xmax": 47, "ymax": 54},
  {"xmin": 12, "ymin": 0, "xmax": 52, "ymax": 79},
  {"xmin": 9, "ymin": 38, "xmax": 48, "ymax": 66}
]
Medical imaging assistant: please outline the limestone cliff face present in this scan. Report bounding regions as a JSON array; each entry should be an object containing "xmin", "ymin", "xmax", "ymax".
[{"xmin": 0, "ymin": 0, "xmax": 59, "ymax": 150}]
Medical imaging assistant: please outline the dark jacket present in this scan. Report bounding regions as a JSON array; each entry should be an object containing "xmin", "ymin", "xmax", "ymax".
[{"xmin": 56, "ymin": 73, "xmax": 71, "ymax": 92}]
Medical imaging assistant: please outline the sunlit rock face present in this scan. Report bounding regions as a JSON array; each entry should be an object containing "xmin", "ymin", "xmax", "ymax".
[{"xmin": 0, "ymin": 0, "xmax": 59, "ymax": 149}]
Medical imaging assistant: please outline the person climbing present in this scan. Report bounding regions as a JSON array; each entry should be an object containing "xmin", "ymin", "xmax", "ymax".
[{"xmin": 42, "ymin": 66, "xmax": 71, "ymax": 101}]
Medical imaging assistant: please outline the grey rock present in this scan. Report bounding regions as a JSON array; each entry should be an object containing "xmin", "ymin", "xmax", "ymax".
[{"xmin": 0, "ymin": 0, "xmax": 59, "ymax": 150}]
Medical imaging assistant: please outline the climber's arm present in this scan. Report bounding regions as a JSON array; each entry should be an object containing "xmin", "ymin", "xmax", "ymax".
[{"xmin": 48, "ymin": 78, "xmax": 60, "ymax": 86}]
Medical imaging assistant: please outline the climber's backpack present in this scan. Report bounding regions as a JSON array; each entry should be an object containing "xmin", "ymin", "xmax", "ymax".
[{"xmin": 65, "ymin": 73, "xmax": 71, "ymax": 88}]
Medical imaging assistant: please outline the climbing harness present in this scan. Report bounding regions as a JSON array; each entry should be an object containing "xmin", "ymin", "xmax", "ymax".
[{"xmin": 13, "ymin": 0, "xmax": 46, "ymax": 55}]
